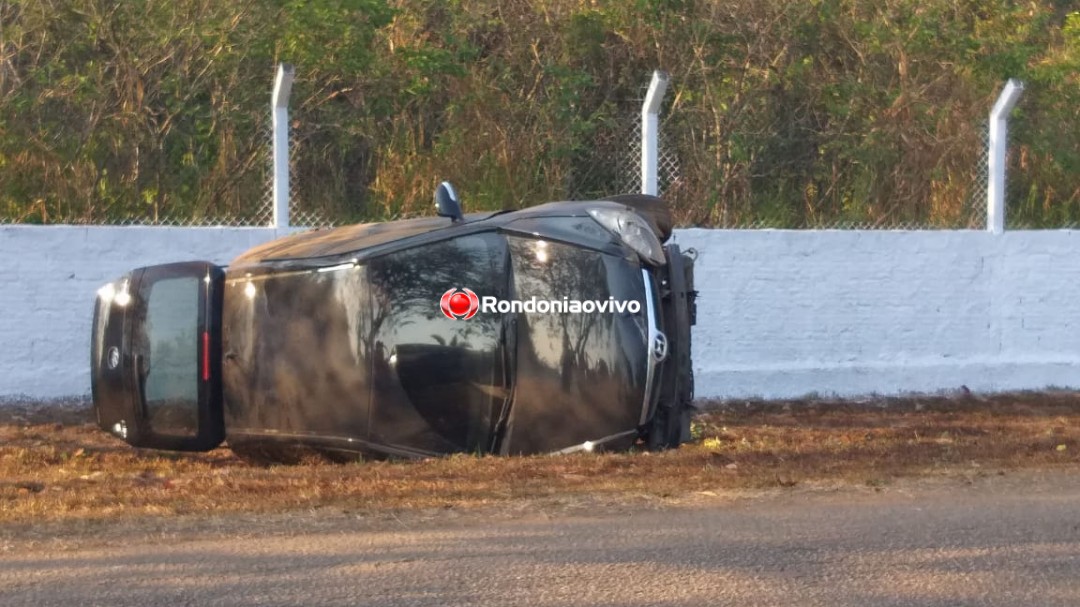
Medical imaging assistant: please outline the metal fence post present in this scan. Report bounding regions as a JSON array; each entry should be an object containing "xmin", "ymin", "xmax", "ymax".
[
  {"xmin": 987, "ymin": 78, "xmax": 1023, "ymax": 234},
  {"xmin": 271, "ymin": 63, "xmax": 295, "ymax": 229},
  {"xmin": 641, "ymin": 70, "xmax": 669, "ymax": 196}
]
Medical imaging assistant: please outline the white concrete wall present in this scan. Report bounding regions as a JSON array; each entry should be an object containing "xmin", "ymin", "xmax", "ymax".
[
  {"xmin": 673, "ymin": 229, "xmax": 1080, "ymax": 399},
  {"xmin": 0, "ymin": 226, "xmax": 289, "ymax": 398},
  {"xmin": 2, "ymin": 225, "xmax": 1079, "ymax": 400}
]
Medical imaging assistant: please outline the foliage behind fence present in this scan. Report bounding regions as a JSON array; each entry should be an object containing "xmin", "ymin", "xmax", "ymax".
[{"xmin": 0, "ymin": 0, "xmax": 1076, "ymax": 228}]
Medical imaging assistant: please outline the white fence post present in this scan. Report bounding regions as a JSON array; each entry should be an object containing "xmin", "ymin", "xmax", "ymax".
[
  {"xmin": 641, "ymin": 70, "xmax": 669, "ymax": 196},
  {"xmin": 987, "ymin": 78, "xmax": 1023, "ymax": 234},
  {"xmin": 271, "ymin": 63, "xmax": 295, "ymax": 229}
]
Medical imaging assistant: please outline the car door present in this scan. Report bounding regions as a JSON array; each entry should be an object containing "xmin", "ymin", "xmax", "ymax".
[
  {"xmin": 366, "ymin": 232, "xmax": 510, "ymax": 455},
  {"xmin": 92, "ymin": 261, "xmax": 225, "ymax": 451}
]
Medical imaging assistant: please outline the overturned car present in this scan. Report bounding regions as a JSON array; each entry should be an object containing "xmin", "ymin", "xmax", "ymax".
[{"xmin": 91, "ymin": 186, "xmax": 696, "ymax": 461}]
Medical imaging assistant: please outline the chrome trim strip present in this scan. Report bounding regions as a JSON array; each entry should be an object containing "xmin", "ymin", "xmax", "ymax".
[
  {"xmin": 550, "ymin": 429, "xmax": 639, "ymax": 455},
  {"xmin": 227, "ymin": 429, "xmax": 441, "ymax": 460},
  {"xmin": 640, "ymin": 268, "xmax": 667, "ymax": 425}
]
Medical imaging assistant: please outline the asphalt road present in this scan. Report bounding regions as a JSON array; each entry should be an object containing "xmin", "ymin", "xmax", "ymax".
[{"xmin": 3, "ymin": 470, "xmax": 1080, "ymax": 606}]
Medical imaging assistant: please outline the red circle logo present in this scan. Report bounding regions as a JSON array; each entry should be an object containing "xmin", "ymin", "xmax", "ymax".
[{"xmin": 440, "ymin": 288, "xmax": 479, "ymax": 320}]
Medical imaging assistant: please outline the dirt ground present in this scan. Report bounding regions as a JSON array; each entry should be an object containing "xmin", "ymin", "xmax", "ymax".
[
  {"xmin": 6, "ymin": 469, "xmax": 1080, "ymax": 606},
  {"xmin": 1, "ymin": 391, "xmax": 1077, "ymax": 542}
]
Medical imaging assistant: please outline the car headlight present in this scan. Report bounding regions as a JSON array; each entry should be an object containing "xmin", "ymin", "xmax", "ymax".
[
  {"xmin": 588, "ymin": 208, "xmax": 666, "ymax": 265},
  {"xmin": 96, "ymin": 280, "xmax": 132, "ymax": 307}
]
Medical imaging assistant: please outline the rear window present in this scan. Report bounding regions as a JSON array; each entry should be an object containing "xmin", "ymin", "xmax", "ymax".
[{"xmin": 140, "ymin": 276, "xmax": 200, "ymax": 437}]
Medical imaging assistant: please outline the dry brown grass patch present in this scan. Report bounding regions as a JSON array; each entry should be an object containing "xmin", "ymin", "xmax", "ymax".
[{"xmin": 1, "ymin": 392, "xmax": 1078, "ymax": 529}]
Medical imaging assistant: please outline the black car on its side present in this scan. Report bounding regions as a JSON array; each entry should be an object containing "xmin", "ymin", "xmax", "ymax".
[{"xmin": 90, "ymin": 186, "xmax": 696, "ymax": 461}]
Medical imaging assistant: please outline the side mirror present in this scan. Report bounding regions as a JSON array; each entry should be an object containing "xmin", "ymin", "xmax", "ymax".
[{"xmin": 435, "ymin": 181, "xmax": 464, "ymax": 223}]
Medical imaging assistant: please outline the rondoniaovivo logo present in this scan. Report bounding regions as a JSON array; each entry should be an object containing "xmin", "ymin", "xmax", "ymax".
[
  {"xmin": 440, "ymin": 288, "xmax": 480, "ymax": 320},
  {"xmin": 440, "ymin": 287, "xmax": 643, "ymax": 320}
]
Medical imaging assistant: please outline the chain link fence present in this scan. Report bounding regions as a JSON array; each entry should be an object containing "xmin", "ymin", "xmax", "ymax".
[
  {"xmin": 284, "ymin": 118, "xmax": 336, "ymax": 229},
  {"xmin": 0, "ymin": 203, "xmax": 272, "ymax": 227},
  {"xmin": 0, "ymin": 109, "xmax": 999, "ymax": 232},
  {"xmin": 575, "ymin": 121, "xmax": 682, "ymax": 202},
  {"xmin": 560, "ymin": 81, "xmax": 995, "ymax": 231},
  {"xmin": 4, "ymin": 115, "xmax": 338, "ymax": 228},
  {"xmin": 0, "ymin": 83, "xmax": 1036, "ymax": 232},
  {"xmin": 968, "ymin": 123, "xmax": 991, "ymax": 230},
  {"xmin": 108, "ymin": 115, "xmax": 331, "ymax": 228},
  {"xmin": 566, "ymin": 86, "xmax": 682, "ymax": 205},
  {"xmin": 113, "ymin": 212, "xmax": 274, "ymax": 227},
  {"xmin": 1004, "ymin": 125, "xmax": 1078, "ymax": 231}
]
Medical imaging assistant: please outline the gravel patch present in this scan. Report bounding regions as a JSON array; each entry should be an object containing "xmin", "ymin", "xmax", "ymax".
[{"xmin": 0, "ymin": 396, "xmax": 92, "ymax": 425}]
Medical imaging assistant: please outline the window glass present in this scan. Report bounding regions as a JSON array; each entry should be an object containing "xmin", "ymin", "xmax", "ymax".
[{"xmin": 143, "ymin": 276, "xmax": 200, "ymax": 437}]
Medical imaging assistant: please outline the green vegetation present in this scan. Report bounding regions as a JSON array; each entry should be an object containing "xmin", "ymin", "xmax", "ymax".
[{"xmin": 0, "ymin": 0, "xmax": 1075, "ymax": 227}]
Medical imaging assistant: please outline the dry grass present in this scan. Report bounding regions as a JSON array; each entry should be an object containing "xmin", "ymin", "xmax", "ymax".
[{"xmin": 1, "ymin": 392, "xmax": 1078, "ymax": 529}]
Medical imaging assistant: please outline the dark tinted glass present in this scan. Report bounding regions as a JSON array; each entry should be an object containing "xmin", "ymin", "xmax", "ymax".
[{"xmin": 141, "ymin": 276, "xmax": 200, "ymax": 437}]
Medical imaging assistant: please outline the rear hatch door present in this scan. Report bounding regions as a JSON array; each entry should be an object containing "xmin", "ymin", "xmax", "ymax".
[{"xmin": 92, "ymin": 261, "xmax": 225, "ymax": 451}]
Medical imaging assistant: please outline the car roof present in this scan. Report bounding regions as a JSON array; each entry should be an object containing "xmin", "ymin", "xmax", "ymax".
[
  {"xmin": 230, "ymin": 196, "xmax": 666, "ymax": 266},
  {"xmin": 234, "ymin": 211, "xmax": 502, "ymax": 263}
]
